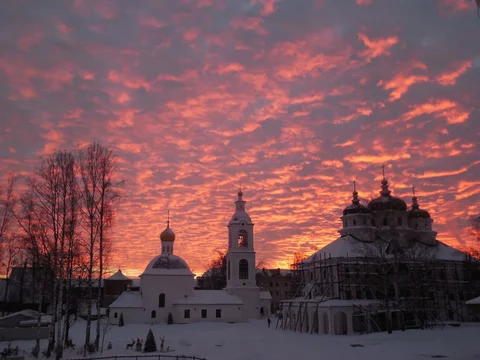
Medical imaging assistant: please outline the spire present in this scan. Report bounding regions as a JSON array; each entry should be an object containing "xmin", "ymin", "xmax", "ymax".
[
  {"xmin": 411, "ymin": 186, "xmax": 419, "ymax": 209},
  {"xmin": 380, "ymin": 165, "xmax": 391, "ymax": 197},
  {"xmin": 167, "ymin": 209, "xmax": 170, "ymax": 227},
  {"xmin": 235, "ymin": 187, "xmax": 246, "ymax": 212},
  {"xmin": 352, "ymin": 180, "xmax": 359, "ymax": 205}
]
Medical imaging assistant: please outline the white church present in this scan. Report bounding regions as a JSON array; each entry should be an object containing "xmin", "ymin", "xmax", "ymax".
[{"xmin": 109, "ymin": 190, "xmax": 271, "ymax": 324}]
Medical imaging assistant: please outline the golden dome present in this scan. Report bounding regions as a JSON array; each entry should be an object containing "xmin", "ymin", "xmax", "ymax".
[{"xmin": 160, "ymin": 222, "xmax": 175, "ymax": 242}]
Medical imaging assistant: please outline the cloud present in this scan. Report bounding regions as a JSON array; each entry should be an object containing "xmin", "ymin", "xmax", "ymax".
[{"xmin": 0, "ymin": 0, "xmax": 478, "ymax": 276}]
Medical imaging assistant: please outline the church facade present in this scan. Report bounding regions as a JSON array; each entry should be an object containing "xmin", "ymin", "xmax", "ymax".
[
  {"xmin": 280, "ymin": 175, "xmax": 480, "ymax": 335},
  {"xmin": 109, "ymin": 191, "xmax": 271, "ymax": 325}
]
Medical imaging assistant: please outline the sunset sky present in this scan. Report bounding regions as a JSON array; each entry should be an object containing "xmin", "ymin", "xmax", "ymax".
[{"xmin": 0, "ymin": 0, "xmax": 479, "ymax": 277}]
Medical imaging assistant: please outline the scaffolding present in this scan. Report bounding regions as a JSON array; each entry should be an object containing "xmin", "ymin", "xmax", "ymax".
[{"xmin": 280, "ymin": 251, "xmax": 480, "ymax": 334}]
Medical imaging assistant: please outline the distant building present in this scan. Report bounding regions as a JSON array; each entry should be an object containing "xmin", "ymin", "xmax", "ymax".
[
  {"xmin": 280, "ymin": 176, "xmax": 480, "ymax": 335},
  {"xmin": 256, "ymin": 269, "xmax": 292, "ymax": 314},
  {"xmin": 109, "ymin": 190, "xmax": 271, "ymax": 324}
]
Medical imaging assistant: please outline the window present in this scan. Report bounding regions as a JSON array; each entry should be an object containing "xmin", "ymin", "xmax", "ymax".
[
  {"xmin": 397, "ymin": 217, "xmax": 402, "ymax": 226},
  {"xmin": 216, "ymin": 309, "xmax": 221, "ymax": 318},
  {"xmin": 167, "ymin": 246, "xmax": 170, "ymax": 252},
  {"xmin": 345, "ymin": 291, "xmax": 351, "ymax": 300},
  {"xmin": 415, "ymin": 223, "xmax": 419, "ymax": 230},
  {"xmin": 238, "ymin": 230, "xmax": 248, "ymax": 247},
  {"xmin": 372, "ymin": 220, "xmax": 375, "ymax": 226},
  {"xmin": 353, "ymin": 219, "xmax": 357, "ymax": 226},
  {"xmin": 383, "ymin": 218, "xmax": 388, "ymax": 226},
  {"xmin": 162, "ymin": 246, "xmax": 165, "ymax": 252},
  {"xmin": 239, "ymin": 259, "xmax": 249, "ymax": 279},
  {"xmin": 114, "ymin": 312, "xmax": 118, "ymax": 319},
  {"xmin": 201, "ymin": 309, "xmax": 207, "ymax": 318},
  {"xmin": 158, "ymin": 293, "xmax": 165, "ymax": 308},
  {"xmin": 184, "ymin": 309, "xmax": 190, "ymax": 319},
  {"xmin": 151, "ymin": 310, "xmax": 156, "ymax": 318},
  {"xmin": 425, "ymin": 223, "xmax": 429, "ymax": 229},
  {"xmin": 448, "ymin": 310, "xmax": 454, "ymax": 320},
  {"xmin": 227, "ymin": 260, "xmax": 230, "ymax": 280}
]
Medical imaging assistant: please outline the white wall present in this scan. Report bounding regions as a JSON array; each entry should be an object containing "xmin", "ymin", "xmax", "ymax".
[
  {"xmin": 109, "ymin": 307, "xmax": 145, "ymax": 325},
  {"xmin": 140, "ymin": 274, "xmax": 195, "ymax": 323},
  {"xmin": 173, "ymin": 304, "xmax": 243, "ymax": 324},
  {"xmin": 228, "ymin": 287, "xmax": 261, "ymax": 319}
]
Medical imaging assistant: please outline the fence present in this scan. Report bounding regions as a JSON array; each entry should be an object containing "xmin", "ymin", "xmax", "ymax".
[{"xmin": 66, "ymin": 355, "xmax": 206, "ymax": 360}]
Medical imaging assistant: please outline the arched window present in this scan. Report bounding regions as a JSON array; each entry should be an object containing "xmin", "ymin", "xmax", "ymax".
[
  {"xmin": 397, "ymin": 217, "xmax": 402, "ymax": 226},
  {"xmin": 238, "ymin": 230, "xmax": 248, "ymax": 247},
  {"xmin": 239, "ymin": 259, "xmax": 248, "ymax": 280},
  {"xmin": 114, "ymin": 312, "xmax": 118, "ymax": 319},
  {"xmin": 353, "ymin": 219, "xmax": 356, "ymax": 226},
  {"xmin": 158, "ymin": 293, "xmax": 165, "ymax": 308},
  {"xmin": 151, "ymin": 310, "xmax": 156, "ymax": 318},
  {"xmin": 227, "ymin": 260, "xmax": 231, "ymax": 280},
  {"xmin": 383, "ymin": 218, "xmax": 388, "ymax": 226}
]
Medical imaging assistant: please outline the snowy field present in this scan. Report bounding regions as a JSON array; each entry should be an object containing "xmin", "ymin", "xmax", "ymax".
[{"xmin": 2, "ymin": 319, "xmax": 480, "ymax": 360}]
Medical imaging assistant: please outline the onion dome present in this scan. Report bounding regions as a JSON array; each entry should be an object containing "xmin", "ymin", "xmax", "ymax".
[
  {"xmin": 343, "ymin": 181, "xmax": 371, "ymax": 215},
  {"xmin": 367, "ymin": 172, "xmax": 407, "ymax": 212},
  {"xmin": 407, "ymin": 186, "xmax": 430, "ymax": 219},
  {"xmin": 160, "ymin": 219, "xmax": 175, "ymax": 242}
]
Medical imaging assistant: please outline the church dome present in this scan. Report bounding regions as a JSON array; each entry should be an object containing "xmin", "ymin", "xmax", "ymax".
[
  {"xmin": 160, "ymin": 223, "xmax": 175, "ymax": 241},
  {"xmin": 142, "ymin": 254, "xmax": 193, "ymax": 276},
  {"xmin": 343, "ymin": 182, "xmax": 372, "ymax": 216},
  {"xmin": 407, "ymin": 190, "xmax": 430, "ymax": 219},
  {"xmin": 367, "ymin": 178, "xmax": 407, "ymax": 212}
]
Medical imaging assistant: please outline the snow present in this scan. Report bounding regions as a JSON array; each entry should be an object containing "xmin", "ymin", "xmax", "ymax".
[
  {"xmin": 175, "ymin": 290, "xmax": 243, "ymax": 305},
  {"xmin": 0, "ymin": 310, "xmax": 41, "ymax": 321},
  {"xmin": 259, "ymin": 291, "xmax": 272, "ymax": 300},
  {"xmin": 2, "ymin": 319, "xmax": 480, "ymax": 360},
  {"xmin": 465, "ymin": 296, "xmax": 480, "ymax": 305},
  {"xmin": 109, "ymin": 291, "xmax": 143, "ymax": 308},
  {"xmin": 304, "ymin": 235, "xmax": 470, "ymax": 263}
]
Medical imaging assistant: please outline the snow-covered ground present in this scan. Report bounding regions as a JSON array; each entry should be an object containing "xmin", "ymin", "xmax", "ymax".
[{"xmin": 2, "ymin": 319, "xmax": 479, "ymax": 360}]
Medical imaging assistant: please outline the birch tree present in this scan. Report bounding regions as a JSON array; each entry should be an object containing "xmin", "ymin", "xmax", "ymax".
[{"xmin": 78, "ymin": 142, "xmax": 121, "ymax": 354}]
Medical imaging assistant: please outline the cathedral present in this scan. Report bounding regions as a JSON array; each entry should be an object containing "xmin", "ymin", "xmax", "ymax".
[
  {"xmin": 109, "ymin": 190, "xmax": 271, "ymax": 324},
  {"xmin": 280, "ymin": 174, "xmax": 480, "ymax": 335}
]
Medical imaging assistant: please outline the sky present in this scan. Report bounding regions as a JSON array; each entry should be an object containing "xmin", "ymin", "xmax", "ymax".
[{"xmin": 0, "ymin": 0, "xmax": 479, "ymax": 277}]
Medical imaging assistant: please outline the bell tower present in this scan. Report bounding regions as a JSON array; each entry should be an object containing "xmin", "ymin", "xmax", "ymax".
[{"xmin": 225, "ymin": 189, "xmax": 257, "ymax": 289}]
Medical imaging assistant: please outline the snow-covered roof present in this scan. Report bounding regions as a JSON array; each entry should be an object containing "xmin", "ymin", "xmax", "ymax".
[
  {"xmin": 0, "ymin": 309, "xmax": 44, "ymax": 321},
  {"xmin": 106, "ymin": 269, "xmax": 130, "ymax": 281},
  {"xmin": 109, "ymin": 291, "xmax": 143, "ymax": 308},
  {"xmin": 256, "ymin": 269, "xmax": 291, "ymax": 276},
  {"xmin": 260, "ymin": 291, "xmax": 272, "ymax": 300},
  {"xmin": 466, "ymin": 296, "xmax": 480, "ymax": 305},
  {"xmin": 303, "ymin": 235, "xmax": 470, "ymax": 264},
  {"xmin": 141, "ymin": 254, "xmax": 194, "ymax": 276},
  {"xmin": 174, "ymin": 290, "xmax": 243, "ymax": 305},
  {"xmin": 19, "ymin": 315, "xmax": 51, "ymax": 326}
]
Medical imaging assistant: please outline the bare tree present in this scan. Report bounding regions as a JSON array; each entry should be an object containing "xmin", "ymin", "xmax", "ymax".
[
  {"xmin": 77, "ymin": 142, "xmax": 121, "ymax": 354},
  {"xmin": 0, "ymin": 174, "xmax": 16, "ymax": 241},
  {"xmin": 100, "ymin": 316, "xmax": 113, "ymax": 353},
  {"xmin": 204, "ymin": 250, "xmax": 226, "ymax": 290},
  {"xmin": 14, "ymin": 191, "xmax": 54, "ymax": 358},
  {"xmin": 0, "ymin": 234, "xmax": 22, "ymax": 315},
  {"xmin": 352, "ymin": 230, "xmax": 402, "ymax": 334}
]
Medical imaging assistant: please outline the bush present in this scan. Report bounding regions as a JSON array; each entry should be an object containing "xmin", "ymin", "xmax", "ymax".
[
  {"xmin": 143, "ymin": 329, "xmax": 157, "ymax": 353},
  {"xmin": 119, "ymin": 312, "xmax": 124, "ymax": 327},
  {"xmin": 167, "ymin": 312, "xmax": 173, "ymax": 325}
]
